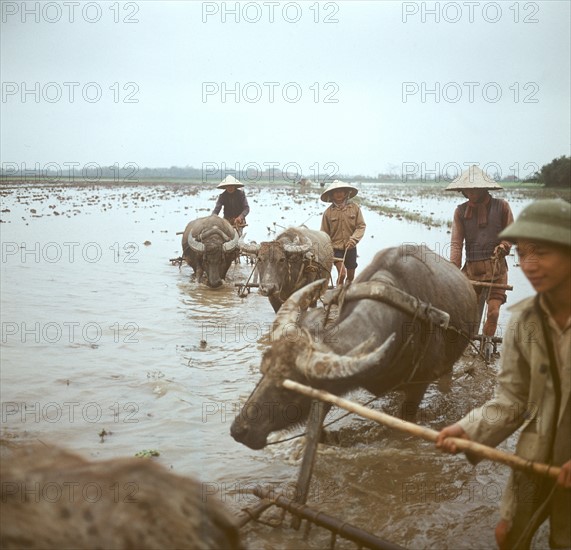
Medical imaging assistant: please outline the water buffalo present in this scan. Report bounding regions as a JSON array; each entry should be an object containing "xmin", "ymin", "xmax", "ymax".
[
  {"xmin": 0, "ymin": 444, "xmax": 241, "ymax": 550},
  {"xmin": 241, "ymin": 227, "xmax": 334, "ymax": 312},
  {"xmin": 231, "ymin": 245, "xmax": 479, "ymax": 450},
  {"xmin": 182, "ymin": 215, "xmax": 240, "ymax": 288}
]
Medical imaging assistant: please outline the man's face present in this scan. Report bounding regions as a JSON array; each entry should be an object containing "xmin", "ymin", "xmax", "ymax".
[
  {"xmin": 226, "ymin": 186, "xmax": 236, "ymax": 193},
  {"xmin": 332, "ymin": 190, "xmax": 348, "ymax": 203},
  {"xmin": 517, "ymin": 239, "xmax": 571, "ymax": 295},
  {"xmin": 463, "ymin": 189, "xmax": 486, "ymax": 202}
]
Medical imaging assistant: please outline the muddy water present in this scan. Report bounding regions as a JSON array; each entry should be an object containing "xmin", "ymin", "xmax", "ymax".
[{"xmin": 0, "ymin": 182, "xmax": 555, "ymax": 549}]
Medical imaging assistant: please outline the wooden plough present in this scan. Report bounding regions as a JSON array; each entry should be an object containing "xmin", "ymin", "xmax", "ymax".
[
  {"xmin": 238, "ymin": 379, "xmax": 560, "ymax": 548},
  {"xmin": 236, "ymin": 278, "xmax": 531, "ymax": 547},
  {"xmin": 470, "ymin": 279, "xmax": 514, "ymax": 359}
]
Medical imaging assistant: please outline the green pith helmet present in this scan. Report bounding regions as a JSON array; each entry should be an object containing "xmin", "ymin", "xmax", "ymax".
[{"xmin": 499, "ymin": 198, "xmax": 570, "ymax": 247}]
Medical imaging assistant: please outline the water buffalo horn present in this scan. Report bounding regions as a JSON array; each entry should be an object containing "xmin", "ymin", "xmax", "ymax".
[
  {"xmin": 272, "ymin": 279, "xmax": 326, "ymax": 338},
  {"xmin": 240, "ymin": 242, "xmax": 261, "ymax": 255},
  {"xmin": 283, "ymin": 242, "xmax": 312, "ymax": 255},
  {"xmin": 201, "ymin": 227, "xmax": 230, "ymax": 240},
  {"xmin": 187, "ymin": 231, "xmax": 205, "ymax": 253},
  {"xmin": 223, "ymin": 229, "xmax": 240, "ymax": 252},
  {"xmin": 296, "ymin": 333, "xmax": 396, "ymax": 380}
]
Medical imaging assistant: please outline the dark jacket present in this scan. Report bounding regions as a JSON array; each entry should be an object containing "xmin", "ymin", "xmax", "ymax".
[{"xmin": 212, "ymin": 189, "xmax": 249, "ymax": 219}]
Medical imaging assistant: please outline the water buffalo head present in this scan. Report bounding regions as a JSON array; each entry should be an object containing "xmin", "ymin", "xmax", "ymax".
[
  {"xmin": 230, "ymin": 280, "xmax": 395, "ymax": 450},
  {"xmin": 256, "ymin": 239, "xmax": 312, "ymax": 298},
  {"xmin": 187, "ymin": 226, "xmax": 239, "ymax": 288}
]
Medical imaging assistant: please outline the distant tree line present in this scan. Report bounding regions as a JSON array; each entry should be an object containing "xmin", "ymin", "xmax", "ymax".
[
  {"xmin": 532, "ymin": 156, "xmax": 571, "ymax": 188},
  {"xmin": 2, "ymin": 157, "xmax": 569, "ymax": 187}
]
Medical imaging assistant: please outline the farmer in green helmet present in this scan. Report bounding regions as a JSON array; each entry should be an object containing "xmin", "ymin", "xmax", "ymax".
[{"xmin": 437, "ymin": 199, "xmax": 571, "ymax": 550}]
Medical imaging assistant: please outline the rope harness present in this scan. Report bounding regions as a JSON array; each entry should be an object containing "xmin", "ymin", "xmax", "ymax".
[{"xmin": 325, "ymin": 281, "xmax": 454, "ymax": 387}]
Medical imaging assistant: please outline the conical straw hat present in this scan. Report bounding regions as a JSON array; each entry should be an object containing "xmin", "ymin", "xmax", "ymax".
[
  {"xmin": 445, "ymin": 165, "xmax": 504, "ymax": 191},
  {"xmin": 320, "ymin": 180, "xmax": 359, "ymax": 202},
  {"xmin": 216, "ymin": 175, "xmax": 244, "ymax": 189}
]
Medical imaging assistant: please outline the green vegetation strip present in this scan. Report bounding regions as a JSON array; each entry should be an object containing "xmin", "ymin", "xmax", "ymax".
[{"xmin": 358, "ymin": 198, "xmax": 447, "ymax": 229}]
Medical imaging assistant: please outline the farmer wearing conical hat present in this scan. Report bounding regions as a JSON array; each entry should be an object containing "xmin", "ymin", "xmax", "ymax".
[
  {"xmin": 446, "ymin": 166, "xmax": 514, "ymax": 357},
  {"xmin": 212, "ymin": 175, "xmax": 250, "ymax": 234},
  {"xmin": 437, "ymin": 199, "xmax": 571, "ymax": 550},
  {"xmin": 320, "ymin": 180, "xmax": 366, "ymax": 286}
]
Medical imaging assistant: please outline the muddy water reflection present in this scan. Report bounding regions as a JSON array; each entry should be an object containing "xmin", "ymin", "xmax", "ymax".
[{"xmin": 0, "ymin": 183, "xmax": 553, "ymax": 549}]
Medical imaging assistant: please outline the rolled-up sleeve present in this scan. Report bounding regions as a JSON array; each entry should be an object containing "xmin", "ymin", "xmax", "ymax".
[
  {"xmin": 212, "ymin": 194, "xmax": 223, "ymax": 216},
  {"xmin": 320, "ymin": 210, "xmax": 330, "ymax": 234},
  {"xmin": 351, "ymin": 206, "xmax": 366, "ymax": 243},
  {"xmin": 499, "ymin": 200, "xmax": 515, "ymax": 254},
  {"xmin": 450, "ymin": 207, "xmax": 464, "ymax": 268},
  {"xmin": 240, "ymin": 193, "xmax": 250, "ymax": 218},
  {"xmin": 458, "ymin": 315, "xmax": 529, "ymax": 460}
]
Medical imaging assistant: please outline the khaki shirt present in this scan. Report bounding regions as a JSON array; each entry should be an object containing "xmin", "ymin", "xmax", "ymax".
[
  {"xmin": 540, "ymin": 295, "xmax": 571, "ymax": 408},
  {"xmin": 458, "ymin": 296, "xmax": 571, "ymax": 537},
  {"xmin": 320, "ymin": 202, "xmax": 366, "ymax": 249}
]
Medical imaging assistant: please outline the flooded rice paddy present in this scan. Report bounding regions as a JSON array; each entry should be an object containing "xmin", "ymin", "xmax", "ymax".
[{"xmin": 1, "ymin": 181, "xmax": 567, "ymax": 549}]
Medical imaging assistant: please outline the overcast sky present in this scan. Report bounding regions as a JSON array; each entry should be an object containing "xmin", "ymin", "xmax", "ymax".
[{"xmin": 1, "ymin": 0, "xmax": 570, "ymax": 180}]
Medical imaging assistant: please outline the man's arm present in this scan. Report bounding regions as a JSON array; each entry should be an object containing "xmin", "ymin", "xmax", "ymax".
[
  {"xmin": 212, "ymin": 194, "xmax": 224, "ymax": 216},
  {"xmin": 320, "ymin": 209, "xmax": 330, "ymax": 234},
  {"xmin": 497, "ymin": 200, "xmax": 515, "ymax": 255},
  {"xmin": 239, "ymin": 192, "xmax": 250, "ymax": 219},
  {"xmin": 457, "ymin": 315, "xmax": 530, "ymax": 452},
  {"xmin": 450, "ymin": 208, "xmax": 465, "ymax": 268},
  {"xmin": 349, "ymin": 206, "xmax": 366, "ymax": 244},
  {"xmin": 438, "ymin": 315, "xmax": 530, "ymax": 462},
  {"xmin": 558, "ymin": 460, "xmax": 571, "ymax": 488}
]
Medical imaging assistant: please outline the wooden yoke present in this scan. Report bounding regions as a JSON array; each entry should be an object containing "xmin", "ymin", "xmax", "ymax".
[
  {"xmin": 470, "ymin": 281, "xmax": 513, "ymax": 291},
  {"xmin": 325, "ymin": 281, "xmax": 451, "ymax": 329}
]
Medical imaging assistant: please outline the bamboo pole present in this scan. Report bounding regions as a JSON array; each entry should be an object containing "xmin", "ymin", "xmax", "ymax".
[{"xmin": 282, "ymin": 379, "xmax": 561, "ymax": 480}]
